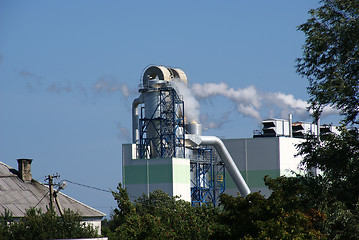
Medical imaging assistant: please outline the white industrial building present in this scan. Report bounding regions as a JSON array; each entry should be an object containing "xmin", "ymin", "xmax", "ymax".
[
  {"xmin": 222, "ymin": 136, "xmax": 304, "ymax": 197},
  {"xmin": 122, "ymin": 66, "xmax": 335, "ymax": 205}
]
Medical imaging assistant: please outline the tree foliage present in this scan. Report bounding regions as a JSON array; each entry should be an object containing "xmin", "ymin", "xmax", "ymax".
[
  {"xmin": 296, "ymin": 0, "xmax": 359, "ymax": 238},
  {"xmin": 213, "ymin": 178, "xmax": 326, "ymax": 240},
  {"xmin": 296, "ymin": 129, "xmax": 359, "ymax": 239},
  {"xmin": 106, "ymin": 183, "xmax": 218, "ymax": 240},
  {"xmin": 0, "ymin": 208, "xmax": 98, "ymax": 240},
  {"xmin": 296, "ymin": 0, "xmax": 359, "ymax": 124},
  {"xmin": 298, "ymin": 128, "xmax": 359, "ymax": 208},
  {"xmin": 105, "ymin": 183, "xmax": 326, "ymax": 240}
]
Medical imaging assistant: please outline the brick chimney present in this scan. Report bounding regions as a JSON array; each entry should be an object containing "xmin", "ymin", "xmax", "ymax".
[{"xmin": 17, "ymin": 159, "xmax": 33, "ymax": 182}]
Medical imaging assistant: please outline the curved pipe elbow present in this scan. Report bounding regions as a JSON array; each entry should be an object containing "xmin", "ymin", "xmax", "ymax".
[{"xmin": 199, "ymin": 135, "xmax": 251, "ymax": 197}]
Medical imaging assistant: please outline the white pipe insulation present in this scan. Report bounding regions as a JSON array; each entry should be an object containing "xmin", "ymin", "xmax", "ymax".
[
  {"xmin": 200, "ymin": 136, "xmax": 251, "ymax": 197},
  {"xmin": 186, "ymin": 134, "xmax": 251, "ymax": 197},
  {"xmin": 132, "ymin": 94, "xmax": 144, "ymax": 144}
]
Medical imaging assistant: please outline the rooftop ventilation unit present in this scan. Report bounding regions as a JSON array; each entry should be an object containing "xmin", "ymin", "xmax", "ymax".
[
  {"xmin": 261, "ymin": 118, "xmax": 290, "ymax": 137},
  {"xmin": 292, "ymin": 122, "xmax": 318, "ymax": 138},
  {"xmin": 320, "ymin": 124, "xmax": 340, "ymax": 135}
]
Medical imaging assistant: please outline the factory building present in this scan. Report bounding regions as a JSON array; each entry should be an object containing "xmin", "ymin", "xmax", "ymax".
[
  {"xmin": 222, "ymin": 136, "xmax": 304, "ymax": 197},
  {"xmin": 122, "ymin": 66, "xmax": 337, "ymax": 205}
]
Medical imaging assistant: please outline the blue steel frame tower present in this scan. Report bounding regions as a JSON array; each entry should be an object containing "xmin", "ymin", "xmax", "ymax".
[
  {"xmin": 190, "ymin": 147, "xmax": 225, "ymax": 206},
  {"xmin": 138, "ymin": 86, "xmax": 185, "ymax": 159}
]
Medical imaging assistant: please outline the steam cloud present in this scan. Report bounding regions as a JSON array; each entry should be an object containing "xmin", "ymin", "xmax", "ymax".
[
  {"xmin": 191, "ymin": 83, "xmax": 262, "ymax": 121},
  {"xmin": 18, "ymin": 70, "xmax": 134, "ymax": 101},
  {"xmin": 93, "ymin": 76, "xmax": 133, "ymax": 97},
  {"xmin": 173, "ymin": 79, "xmax": 200, "ymax": 123},
  {"xmin": 169, "ymin": 80, "xmax": 338, "ymax": 130},
  {"xmin": 18, "ymin": 68, "xmax": 339, "ymax": 131},
  {"xmin": 190, "ymin": 82, "xmax": 339, "ymax": 129}
]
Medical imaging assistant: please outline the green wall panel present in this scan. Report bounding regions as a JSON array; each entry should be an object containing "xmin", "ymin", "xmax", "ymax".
[
  {"xmin": 225, "ymin": 169, "xmax": 281, "ymax": 189},
  {"xmin": 173, "ymin": 164, "xmax": 190, "ymax": 184},
  {"xmin": 124, "ymin": 163, "xmax": 189, "ymax": 185},
  {"xmin": 149, "ymin": 165, "xmax": 172, "ymax": 183},
  {"xmin": 123, "ymin": 165, "xmax": 147, "ymax": 184}
]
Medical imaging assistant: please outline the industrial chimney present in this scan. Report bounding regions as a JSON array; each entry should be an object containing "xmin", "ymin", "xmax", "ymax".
[{"xmin": 17, "ymin": 159, "xmax": 32, "ymax": 182}]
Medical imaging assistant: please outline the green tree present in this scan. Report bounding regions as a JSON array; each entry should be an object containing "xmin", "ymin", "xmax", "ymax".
[
  {"xmin": 107, "ymin": 183, "xmax": 326, "ymax": 240},
  {"xmin": 296, "ymin": 129, "xmax": 359, "ymax": 239},
  {"xmin": 0, "ymin": 208, "xmax": 98, "ymax": 240},
  {"xmin": 107, "ymin": 183, "xmax": 218, "ymax": 240},
  {"xmin": 298, "ymin": 129, "xmax": 359, "ymax": 209},
  {"xmin": 0, "ymin": 209, "xmax": 13, "ymax": 239},
  {"xmin": 213, "ymin": 178, "xmax": 326, "ymax": 240},
  {"xmin": 296, "ymin": 0, "xmax": 359, "ymax": 124},
  {"xmin": 296, "ymin": 1, "xmax": 359, "ymax": 238}
]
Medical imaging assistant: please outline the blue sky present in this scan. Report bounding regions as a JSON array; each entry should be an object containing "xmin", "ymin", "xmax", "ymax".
[{"xmin": 0, "ymin": 1, "xmax": 336, "ymax": 217}]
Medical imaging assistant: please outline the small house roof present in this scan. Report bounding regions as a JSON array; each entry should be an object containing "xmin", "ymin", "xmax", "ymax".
[{"xmin": 0, "ymin": 161, "xmax": 105, "ymax": 219}]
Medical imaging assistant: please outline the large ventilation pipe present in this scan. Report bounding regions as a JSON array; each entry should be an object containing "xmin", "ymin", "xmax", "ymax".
[
  {"xmin": 186, "ymin": 134, "xmax": 251, "ymax": 197},
  {"xmin": 132, "ymin": 94, "xmax": 144, "ymax": 144}
]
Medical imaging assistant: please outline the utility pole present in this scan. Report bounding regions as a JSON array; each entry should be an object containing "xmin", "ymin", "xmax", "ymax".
[{"xmin": 45, "ymin": 173, "xmax": 60, "ymax": 211}]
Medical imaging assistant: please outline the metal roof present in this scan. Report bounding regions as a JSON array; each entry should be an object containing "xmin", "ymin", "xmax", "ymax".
[{"xmin": 0, "ymin": 161, "xmax": 105, "ymax": 219}]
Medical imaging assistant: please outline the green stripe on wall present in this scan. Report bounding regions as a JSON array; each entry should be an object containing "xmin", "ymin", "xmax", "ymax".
[
  {"xmin": 125, "ymin": 164, "xmax": 278, "ymax": 188},
  {"xmin": 225, "ymin": 169, "xmax": 281, "ymax": 189},
  {"xmin": 124, "ymin": 164, "xmax": 189, "ymax": 184},
  {"xmin": 124, "ymin": 165, "xmax": 148, "ymax": 184},
  {"xmin": 173, "ymin": 164, "xmax": 190, "ymax": 184},
  {"xmin": 149, "ymin": 165, "xmax": 172, "ymax": 183}
]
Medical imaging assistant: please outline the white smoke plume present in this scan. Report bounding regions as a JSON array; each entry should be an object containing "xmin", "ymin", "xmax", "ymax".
[
  {"xmin": 190, "ymin": 82, "xmax": 339, "ymax": 129},
  {"xmin": 173, "ymin": 79, "xmax": 200, "ymax": 123},
  {"xmin": 191, "ymin": 83, "xmax": 262, "ymax": 121},
  {"xmin": 93, "ymin": 76, "xmax": 133, "ymax": 97},
  {"xmin": 265, "ymin": 92, "xmax": 310, "ymax": 119}
]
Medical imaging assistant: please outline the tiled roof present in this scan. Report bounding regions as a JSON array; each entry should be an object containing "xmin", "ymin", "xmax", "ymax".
[{"xmin": 0, "ymin": 161, "xmax": 105, "ymax": 219}]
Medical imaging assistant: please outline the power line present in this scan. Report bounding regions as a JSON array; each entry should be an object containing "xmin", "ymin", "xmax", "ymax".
[
  {"xmin": 62, "ymin": 179, "xmax": 187, "ymax": 210},
  {"xmin": 63, "ymin": 179, "xmax": 112, "ymax": 193},
  {"xmin": 34, "ymin": 191, "xmax": 49, "ymax": 208}
]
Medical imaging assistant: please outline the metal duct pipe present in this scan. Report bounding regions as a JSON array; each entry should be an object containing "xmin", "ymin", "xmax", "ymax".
[
  {"xmin": 199, "ymin": 136, "xmax": 251, "ymax": 197},
  {"xmin": 186, "ymin": 134, "xmax": 251, "ymax": 197},
  {"xmin": 132, "ymin": 94, "xmax": 144, "ymax": 144}
]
